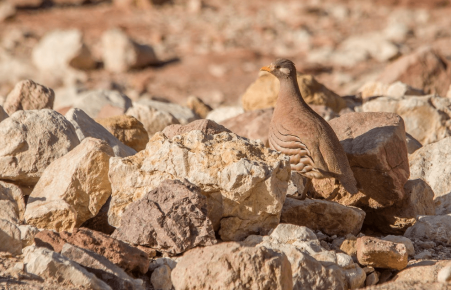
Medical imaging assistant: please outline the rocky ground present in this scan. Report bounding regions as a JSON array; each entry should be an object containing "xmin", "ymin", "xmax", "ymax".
[{"xmin": 1, "ymin": 0, "xmax": 451, "ymax": 289}]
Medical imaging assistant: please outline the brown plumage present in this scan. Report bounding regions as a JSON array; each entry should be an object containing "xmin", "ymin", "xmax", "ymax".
[{"xmin": 261, "ymin": 59, "xmax": 358, "ymax": 194}]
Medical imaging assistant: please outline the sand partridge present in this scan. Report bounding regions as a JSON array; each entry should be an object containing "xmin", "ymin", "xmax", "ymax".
[{"xmin": 261, "ymin": 59, "xmax": 358, "ymax": 194}]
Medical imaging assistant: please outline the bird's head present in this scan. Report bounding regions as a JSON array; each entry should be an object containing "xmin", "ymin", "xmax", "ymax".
[{"xmin": 260, "ymin": 58, "xmax": 297, "ymax": 79}]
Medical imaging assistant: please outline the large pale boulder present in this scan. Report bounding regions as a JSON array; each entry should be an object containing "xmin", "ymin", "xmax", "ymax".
[
  {"xmin": 34, "ymin": 228, "xmax": 150, "ymax": 274},
  {"xmin": 0, "ymin": 218, "xmax": 22, "ymax": 255},
  {"xmin": 356, "ymin": 236, "xmax": 408, "ymax": 270},
  {"xmin": 241, "ymin": 72, "xmax": 347, "ymax": 113},
  {"xmin": 171, "ymin": 242, "xmax": 293, "ymax": 290},
  {"xmin": 3, "ymin": 79, "xmax": 54, "ymax": 115},
  {"xmin": 242, "ymin": 224, "xmax": 365, "ymax": 290},
  {"xmin": 0, "ymin": 109, "xmax": 80, "ymax": 186},
  {"xmin": 280, "ymin": 197, "xmax": 365, "ymax": 236},
  {"xmin": 404, "ymin": 215, "xmax": 451, "ymax": 244},
  {"xmin": 61, "ymin": 243, "xmax": 144, "ymax": 290},
  {"xmin": 24, "ymin": 138, "xmax": 114, "ymax": 232},
  {"xmin": 95, "ymin": 115, "xmax": 149, "ymax": 152},
  {"xmin": 205, "ymin": 106, "xmax": 245, "ymax": 124},
  {"xmin": 377, "ymin": 46, "xmax": 451, "ymax": 97},
  {"xmin": 409, "ymin": 137, "xmax": 451, "ymax": 214},
  {"xmin": 32, "ymin": 29, "xmax": 96, "ymax": 75},
  {"xmin": 108, "ymin": 124, "xmax": 291, "ymax": 241},
  {"xmin": 111, "ymin": 179, "xmax": 216, "ymax": 255},
  {"xmin": 312, "ymin": 112, "xmax": 409, "ymax": 209},
  {"xmin": 66, "ymin": 108, "xmax": 136, "ymax": 158},
  {"xmin": 365, "ymin": 179, "xmax": 435, "ymax": 234},
  {"xmin": 126, "ymin": 102, "xmax": 179, "ymax": 137},
  {"xmin": 392, "ymin": 260, "xmax": 449, "ymax": 283},
  {"xmin": 362, "ymin": 94, "xmax": 451, "ymax": 145},
  {"xmin": 101, "ymin": 29, "xmax": 158, "ymax": 73},
  {"xmin": 162, "ymin": 119, "xmax": 230, "ymax": 139},
  {"xmin": 0, "ymin": 181, "xmax": 25, "ymax": 224},
  {"xmin": 135, "ymin": 99, "xmax": 197, "ymax": 125},
  {"xmin": 359, "ymin": 81, "xmax": 425, "ymax": 100},
  {"xmin": 23, "ymin": 246, "xmax": 111, "ymax": 290}
]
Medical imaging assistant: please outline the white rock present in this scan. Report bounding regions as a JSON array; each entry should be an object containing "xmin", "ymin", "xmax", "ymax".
[
  {"xmin": 66, "ymin": 108, "xmax": 136, "ymax": 157},
  {"xmin": 136, "ymin": 99, "xmax": 197, "ymax": 125},
  {"xmin": 0, "ymin": 109, "xmax": 80, "ymax": 186},
  {"xmin": 71, "ymin": 89, "xmax": 132, "ymax": 119},
  {"xmin": 206, "ymin": 106, "xmax": 245, "ymax": 124},
  {"xmin": 437, "ymin": 262, "xmax": 451, "ymax": 283},
  {"xmin": 25, "ymin": 138, "xmax": 115, "ymax": 232},
  {"xmin": 19, "ymin": 225, "xmax": 39, "ymax": 247},
  {"xmin": 404, "ymin": 215, "xmax": 451, "ymax": 244},
  {"xmin": 382, "ymin": 235, "xmax": 415, "ymax": 256},
  {"xmin": 126, "ymin": 102, "xmax": 179, "ymax": 137},
  {"xmin": 410, "ymin": 137, "xmax": 451, "ymax": 214},
  {"xmin": 24, "ymin": 246, "xmax": 112, "ymax": 290},
  {"xmin": 101, "ymin": 29, "xmax": 158, "ymax": 73},
  {"xmin": 0, "ymin": 218, "xmax": 21, "ymax": 255},
  {"xmin": 151, "ymin": 265, "xmax": 172, "ymax": 290},
  {"xmin": 0, "ymin": 181, "xmax": 25, "ymax": 223},
  {"xmin": 3, "ymin": 79, "xmax": 55, "ymax": 115}
]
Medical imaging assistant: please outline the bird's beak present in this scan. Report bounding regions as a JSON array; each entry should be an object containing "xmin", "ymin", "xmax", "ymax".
[{"xmin": 260, "ymin": 64, "xmax": 273, "ymax": 72}]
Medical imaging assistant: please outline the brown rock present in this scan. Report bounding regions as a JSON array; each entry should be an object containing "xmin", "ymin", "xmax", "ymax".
[
  {"xmin": 280, "ymin": 197, "xmax": 365, "ymax": 236},
  {"xmin": 96, "ymin": 115, "xmax": 149, "ymax": 152},
  {"xmin": 161, "ymin": 118, "xmax": 230, "ymax": 139},
  {"xmin": 312, "ymin": 112, "xmax": 409, "ymax": 209},
  {"xmin": 221, "ymin": 108, "xmax": 273, "ymax": 146},
  {"xmin": 378, "ymin": 47, "xmax": 451, "ymax": 97},
  {"xmin": 34, "ymin": 228, "xmax": 149, "ymax": 274},
  {"xmin": 186, "ymin": 96, "xmax": 212, "ymax": 119},
  {"xmin": 340, "ymin": 237, "xmax": 357, "ymax": 258},
  {"xmin": 112, "ymin": 179, "xmax": 216, "ymax": 255},
  {"xmin": 365, "ymin": 179, "xmax": 435, "ymax": 234},
  {"xmin": 356, "ymin": 236, "xmax": 408, "ymax": 270},
  {"xmin": 241, "ymin": 72, "xmax": 347, "ymax": 113},
  {"xmin": 0, "ymin": 105, "xmax": 8, "ymax": 122},
  {"xmin": 171, "ymin": 242, "xmax": 293, "ymax": 290},
  {"xmin": 3, "ymin": 79, "xmax": 54, "ymax": 115}
]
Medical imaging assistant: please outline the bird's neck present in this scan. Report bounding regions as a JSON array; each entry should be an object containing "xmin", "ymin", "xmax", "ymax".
[{"xmin": 276, "ymin": 75, "xmax": 308, "ymax": 108}]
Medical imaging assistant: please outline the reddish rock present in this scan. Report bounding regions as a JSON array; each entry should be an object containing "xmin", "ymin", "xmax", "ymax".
[
  {"xmin": 3, "ymin": 79, "xmax": 54, "ymax": 115},
  {"xmin": 312, "ymin": 112, "xmax": 409, "ymax": 209},
  {"xmin": 356, "ymin": 236, "xmax": 408, "ymax": 270},
  {"xmin": 112, "ymin": 179, "xmax": 217, "ymax": 255},
  {"xmin": 378, "ymin": 47, "xmax": 451, "ymax": 97},
  {"xmin": 162, "ymin": 119, "xmax": 230, "ymax": 139},
  {"xmin": 34, "ymin": 228, "xmax": 149, "ymax": 274},
  {"xmin": 221, "ymin": 108, "xmax": 273, "ymax": 146}
]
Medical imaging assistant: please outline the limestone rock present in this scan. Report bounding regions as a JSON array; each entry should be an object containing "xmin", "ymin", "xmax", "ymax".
[
  {"xmin": 186, "ymin": 95, "xmax": 212, "ymax": 119},
  {"xmin": 359, "ymin": 81, "xmax": 425, "ymax": 100},
  {"xmin": 136, "ymin": 99, "xmax": 197, "ymax": 125},
  {"xmin": 280, "ymin": 197, "xmax": 365, "ymax": 236},
  {"xmin": 23, "ymin": 246, "xmax": 111, "ymax": 290},
  {"xmin": 241, "ymin": 72, "xmax": 347, "ymax": 113},
  {"xmin": 0, "ymin": 109, "xmax": 80, "ymax": 186},
  {"xmin": 95, "ymin": 115, "xmax": 149, "ymax": 152},
  {"xmin": 0, "ymin": 105, "xmax": 7, "ymax": 122},
  {"xmin": 206, "ymin": 106, "xmax": 245, "ymax": 124},
  {"xmin": 312, "ymin": 112, "xmax": 409, "ymax": 209},
  {"xmin": 61, "ymin": 243, "xmax": 144, "ymax": 290},
  {"xmin": 381, "ymin": 236, "xmax": 415, "ymax": 256},
  {"xmin": 19, "ymin": 225, "xmax": 39, "ymax": 248},
  {"xmin": 221, "ymin": 108, "xmax": 273, "ymax": 147},
  {"xmin": 32, "ymin": 30, "xmax": 96, "ymax": 75},
  {"xmin": 365, "ymin": 179, "xmax": 435, "ymax": 234},
  {"xmin": 356, "ymin": 236, "xmax": 408, "ymax": 270},
  {"xmin": 126, "ymin": 102, "xmax": 179, "ymax": 137},
  {"xmin": 377, "ymin": 47, "xmax": 451, "ymax": 97},
  {"xmin": 171, "ymin": 242, "xmax": 293, "ymax": 290},
  {"xmin": 409, "ymin": 137, "xmax": 451, "ymax": 214},
  {"xmin": 102, "ymin": 29, "xmax": 158, "ymax": 73},
  {"xmin": 68, "ymin": 89, "xmax": 133, "ymax": 119},
  {"xmin": 0, "ymin": 181, "xmax": 25, "ymax": 224},
  {"xmin": 0, "ymin": 218, "xmax": 21, "ymax": 255},
  {"xmin": 437, "ymin": 262, "xmax": 451, "ymax": 283},
  {"xmin": 111, "ymin": 179, "xmax": 216, "ymax": 255},
  {"xmin": 392, "ymin": 260, "xmax": 449, "ymax": 283},
  {"xmin": 366, "ymin": 281, "xmax": 450, "ymax": 290},
  {"xmin": 151, "ymin": 265, "xmax": 172, "ymax": 290},
  {"xmin": 34, "ymin": 228, "xmax": 149, "ymax": 274},
  {"xmin": 404, "ymin": 215, "xmax": 451, "ymax": 244},
  {"xmin": 162, "ymin": 118, "xmax": 230, "ymax": 139},
  {"xmin": 66, "ymin": 108, "xmax": 136, "ymax": 158},
  {"xmin": 108, "ymin": 127, "xmax": 290, "ymax": 241},
  {"xmin": 362, "ymin": 94, "xmax": 451, "ymax": 145},
  {"xmin": 24, "ymin": 138, "xmax": 114, "ymax": 232},
  {"xmin": 3, "ymin": 79, "xmax": 54, "ymax": 115}
]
